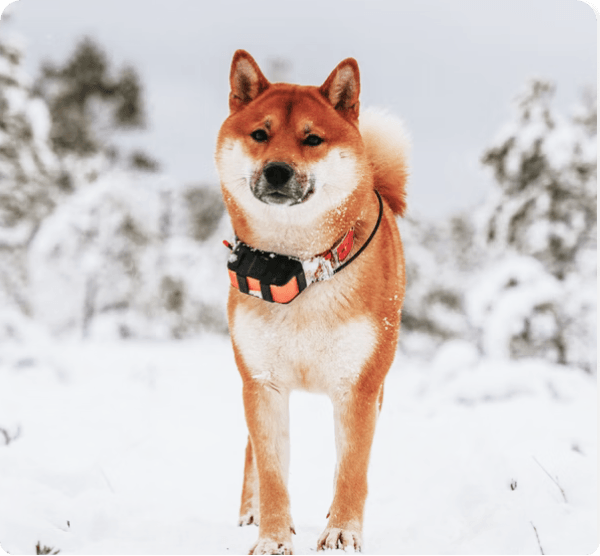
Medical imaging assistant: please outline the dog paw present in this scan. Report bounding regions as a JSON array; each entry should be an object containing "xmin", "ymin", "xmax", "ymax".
[
  {"xmin": 250, "ymin": 538, "xmax": 293, "ymax": 555},
  {"xmin": 317, "ymin": 527, "xmax": 361, "ymax": 552},
  {"xmin": 239, "ymin": 510, "xmax": 260, "ymax": 527}
]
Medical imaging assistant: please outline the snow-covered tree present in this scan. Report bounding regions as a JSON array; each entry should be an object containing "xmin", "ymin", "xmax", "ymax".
[
  {"xmin": 0, "ymin": 33, "xmax": 162, "ymax": 323},
  {"xmin": 0, "ymin": 34, "xmax": 64, "ymax": 314},
  {"xmin": 480, "ymin": 79, "xmax": 596, "ymax": 279},
  {"xmin": 34, "ymin": 37, "xmax": 159, "ymax": 180},
  {"xmin": 399, "ymin": 80, "xmax": 596, "ymax": 373},
  {"xmin": 469, "ymin": 80, "xmax": 596, "ymax": 372}
]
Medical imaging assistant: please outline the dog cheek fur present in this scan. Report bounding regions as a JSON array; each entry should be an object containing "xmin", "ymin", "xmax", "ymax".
[{"xmin": 216, "ymin": 140, "xmax": 371, "ymax": 258}]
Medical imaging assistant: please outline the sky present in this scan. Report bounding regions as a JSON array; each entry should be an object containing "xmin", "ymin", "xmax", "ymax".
[{"xmin": 0, "ymin": 0, "xmax": 596, "ymax": 218}]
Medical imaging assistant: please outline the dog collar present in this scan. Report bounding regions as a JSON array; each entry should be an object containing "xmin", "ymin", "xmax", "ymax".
[{"xmin": 224, "ymin": 190, "xmax": 383, "ymax": 304}]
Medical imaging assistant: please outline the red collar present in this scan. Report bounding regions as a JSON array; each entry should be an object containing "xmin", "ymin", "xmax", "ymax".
[{"xmin": 224, "ymin": 190, "xmax": 383, "ymax": 304}]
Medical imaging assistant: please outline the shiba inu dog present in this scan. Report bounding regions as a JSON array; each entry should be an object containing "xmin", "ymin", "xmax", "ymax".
[{"xmin": 215, "ymin": 50, "xmax": 409, "ymax": 555}]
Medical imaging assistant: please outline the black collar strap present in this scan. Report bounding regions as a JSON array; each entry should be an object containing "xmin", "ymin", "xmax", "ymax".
[{"xmin": 224, "ymin": 190, "xmax": 383, "ymax": 304}]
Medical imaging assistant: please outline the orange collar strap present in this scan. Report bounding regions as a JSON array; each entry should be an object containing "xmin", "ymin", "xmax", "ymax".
[{"xmin": 224, "ymin": 190, "xmax": 383, "ymax": 304}]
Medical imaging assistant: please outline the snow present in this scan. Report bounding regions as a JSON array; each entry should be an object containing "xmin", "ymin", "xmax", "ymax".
[
  {"xmin": 0, "ymin": 221, "xmax": 33, "ymax": 248},
  {"xmin": 0, "ymin": 334, "xmax": 596, "ymax": 555}
]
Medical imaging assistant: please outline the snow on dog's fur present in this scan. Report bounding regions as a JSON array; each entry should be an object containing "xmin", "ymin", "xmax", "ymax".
[{"xmin": 215, "ymin": 50, "xmax": 409, "ymax": 555}]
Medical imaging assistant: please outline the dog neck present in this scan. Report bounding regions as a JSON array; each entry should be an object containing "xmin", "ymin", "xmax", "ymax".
[{"xmin": 224, "ymin": 191, "xmax": 383, "ymax": 304}]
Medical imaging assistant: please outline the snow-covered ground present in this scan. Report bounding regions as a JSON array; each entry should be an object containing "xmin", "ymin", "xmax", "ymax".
[{"xmin": 0, "ymin": 334, "xmax": 596, "ymax": 555}]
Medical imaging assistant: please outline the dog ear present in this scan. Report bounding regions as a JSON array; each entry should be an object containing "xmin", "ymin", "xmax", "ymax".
[
  {"xmin": 229, "ymin": 50, "xmax": 270, "ymax": 113},
  {"xmin": 319, "ymin": 58, "xmax": 360, "ymax": 119}
]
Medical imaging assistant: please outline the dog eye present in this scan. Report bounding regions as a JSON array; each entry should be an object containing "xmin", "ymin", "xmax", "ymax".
[
  {"xmin": 250, "ymin": 129, "xmax": 268, "ymax": 143},
  {"xmin": 303, "ymin": 134, "xmax": 323, "ymax": 147}
]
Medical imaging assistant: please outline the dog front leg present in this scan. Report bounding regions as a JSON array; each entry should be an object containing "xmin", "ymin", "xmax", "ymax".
[
  {"xmin": 239, "ymin": 435, "xmax": 260, "ymax": 526},
  {"xmin": 243, "ymin": 380, "xmax": 294, "ymax": 555},
  {"xmin": 318, "ymin": 385, "xmax": 381, "ymax": 552}
]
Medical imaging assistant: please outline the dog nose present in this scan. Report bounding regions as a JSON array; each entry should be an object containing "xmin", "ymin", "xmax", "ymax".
[{"xmin": 263, "ymin": 162, "xmax": 293, "ymax": 188}]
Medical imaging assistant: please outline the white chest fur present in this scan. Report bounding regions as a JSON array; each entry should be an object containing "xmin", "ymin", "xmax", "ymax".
[{"xmin": 231, "ymin": 286, "xmax": 378, "ymax": 398}]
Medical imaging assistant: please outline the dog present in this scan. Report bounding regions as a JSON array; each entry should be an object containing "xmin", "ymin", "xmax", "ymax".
[{"xmin": 215, "ymin": 50, "xmax": 409, "ymax": 555}]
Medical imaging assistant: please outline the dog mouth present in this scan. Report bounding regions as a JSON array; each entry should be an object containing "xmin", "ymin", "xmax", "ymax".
[
  {"xmin": 259, "ymin": 190, "xmax": 297, "ymax": 205},
  {"xmin": 254, "ymin": 183, "xmax": 316, "ymax": 206}
]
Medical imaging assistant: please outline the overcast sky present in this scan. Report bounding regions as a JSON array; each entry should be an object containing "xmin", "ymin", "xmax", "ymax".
[{"xmin": 1, "ymin": 0, "xmax": 596, "ymax": 218}]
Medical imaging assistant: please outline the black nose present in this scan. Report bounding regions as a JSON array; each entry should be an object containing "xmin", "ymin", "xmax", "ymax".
[{"xmin": 263, "ymin": 162, "xmax": 293, "ymax": 188}]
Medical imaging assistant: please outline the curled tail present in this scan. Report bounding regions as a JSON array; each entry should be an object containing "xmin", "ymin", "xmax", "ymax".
[{"xmin": 359, "ymin": 108, "xmax": 410, "ymax": 217}]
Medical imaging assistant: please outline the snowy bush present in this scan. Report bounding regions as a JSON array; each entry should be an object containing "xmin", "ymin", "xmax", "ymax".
[
  {"xmin": 398, "ymin": 212, "xmax": 481, "ymax": 358},
  {"xmin": 28, "ymin": 173, "xmax": 229, "ymax": 339},
  {"xmin": 467, "ymin": 255, "xmax": 563, "ymax": 361},
  {"xmin": 466, "ymin": 253, "xmax": 596, "ymax": 373}
]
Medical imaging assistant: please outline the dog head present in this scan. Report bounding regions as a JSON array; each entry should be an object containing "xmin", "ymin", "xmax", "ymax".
[{"xmin": 215, "ymin": 50, "xmax": 371, "ymax": 255}]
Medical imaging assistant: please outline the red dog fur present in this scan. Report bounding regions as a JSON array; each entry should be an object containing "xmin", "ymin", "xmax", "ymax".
[{"xmin": 215, "ymin": 50, "xmax": 409, "ymax": 555}]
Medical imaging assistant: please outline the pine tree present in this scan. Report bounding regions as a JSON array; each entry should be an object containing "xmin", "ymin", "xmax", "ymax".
[
  {"xmin": 0, "ymin": 37, "xmax": 62, "ymax": 241},
  {"xmin": 470, "ymin": 80, "xmax": 596, "ymax": 371},
  {"xmin": 480, "ymin": 79, "xmax": 596, "ymax": 279},
  {"xmin": 0, "ymin": 34, "xmax": 63, "ymax": 313},
  {"xmin": 34, "ymin": 36, "xmax": 159, "ymax": 180}
]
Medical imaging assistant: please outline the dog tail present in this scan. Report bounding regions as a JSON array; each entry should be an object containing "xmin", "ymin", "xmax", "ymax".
[{"xmin": 359, "ymin": 108, "xmax": 410, "ymax": 217}]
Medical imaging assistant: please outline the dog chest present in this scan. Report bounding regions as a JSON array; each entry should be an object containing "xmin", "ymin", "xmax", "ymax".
[{"xmin": 231, "ymin": 293, "xmax": 378, "ymax": 395}]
